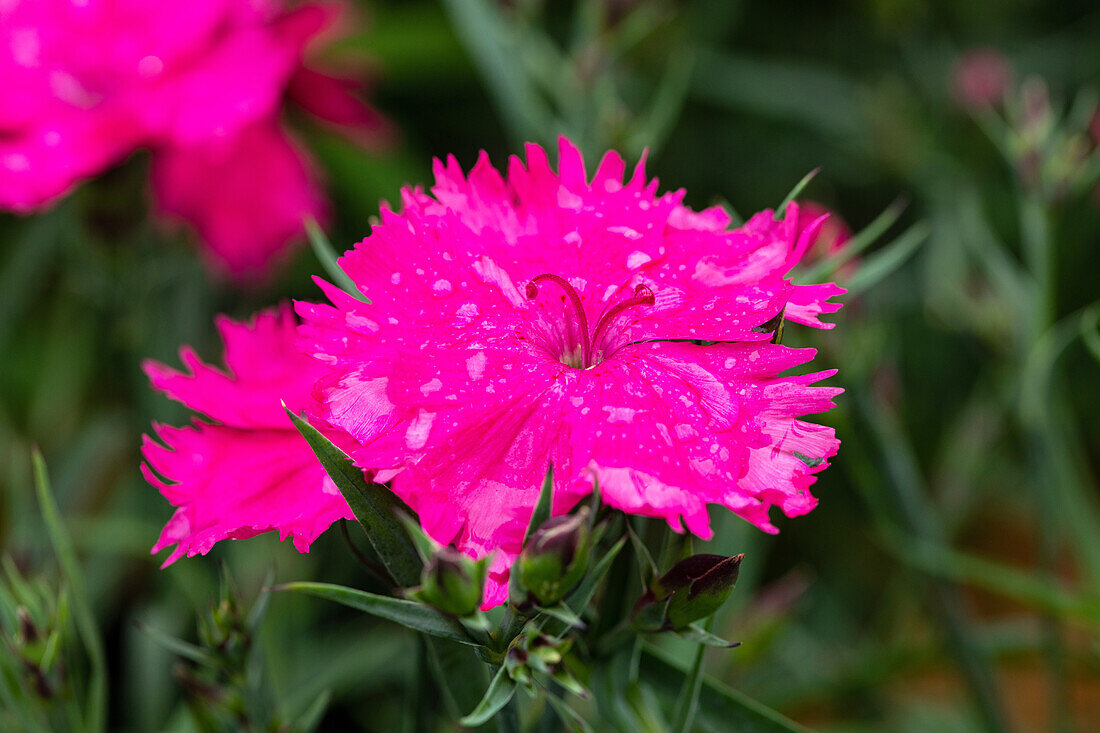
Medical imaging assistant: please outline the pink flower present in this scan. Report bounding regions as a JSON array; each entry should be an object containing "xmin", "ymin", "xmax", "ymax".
[
  {"xmin": 296, "ymin": 139, "xmax": 843, "ymax": 607},
  {"xmin": 150, "ymin": 121, "xmax": 329, "ymax": 280},
  {"xmin": 952, "ymin": 48, "xmax": 1013, "ymax": 111},
  {"xmin": 142, "ymin": 304, "xmax": 353, "ymax": 566},
  {"xmin": 0, "ymin": 0, "xmax": 388, "ymax": 280}
]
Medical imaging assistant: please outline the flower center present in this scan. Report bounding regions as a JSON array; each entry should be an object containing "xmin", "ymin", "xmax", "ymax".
[{"xmin": 525, "ymin": 274, "xmax": 655, "ymax": 369}]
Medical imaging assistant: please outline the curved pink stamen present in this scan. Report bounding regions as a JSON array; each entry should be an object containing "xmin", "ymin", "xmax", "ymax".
[
  {"xmin": 527, "ymin": 273, "xmax": 592, "ymax": 365},
  {"xmin": 590, "ymin": 284, "xmax": 655, "ymax": 353}
]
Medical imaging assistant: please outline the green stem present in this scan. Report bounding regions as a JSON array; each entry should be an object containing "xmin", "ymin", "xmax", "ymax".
[
  {"xmin": 1018, "ymin": 191, "xmax": 1073, "ymax": 733},
  {"xmin": 670, "ymin": 619, "xmax": 711, "ymax": 733}
]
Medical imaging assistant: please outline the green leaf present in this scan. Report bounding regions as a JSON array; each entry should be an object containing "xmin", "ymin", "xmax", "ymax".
[
  {"xmin": 547, "ymin": 694, "xmax": 594, "ymax": 733},
  {"xmin": 291, "ymin": 689, "xmax": 332, "ymax": 733},
  {"xmin": 565, "ymin": 536, "xmax": 626, "ymax": 612},
  {"xmin": 460, "ymin": 665, "xmax": 518, "ymax": 727},
  {"xmin": 775, "ymin": 168, "xmax": 820, "ymax": 220},
  {"xmin": 285, "ymin": 408, "xmax": 422, "ymax": 587},
  {"xmin": 440, "ymin": 0, "xmax": 556, "ymax": 145},
  {"xmin": 640, "ymin": 646, "xmax": 810, "ymax": 733},
  {"xmin": 843, "ymin": 221, "xmax": 930, "ymax": 295},
  {"xmin": 536, "ymin": 603, "xmax": 586, "ymax": 630},
  {"xmin": 675, "ymin": 623, "xmax": 741, "ymax": 648},
  {"xmin": 133, "ymin": 620, "xmax": 215, "ymax": 666},
  {"xmin": 32, "ymin": 449, "xmax": 107, "ymax": 733},
  {"xmin": 272, "ymin": 582, "xmax": 482, "ymax": 647},
  {"xmin": 798, "ymin": 196, "xmax": 908, "ymax": 284},
  {"xmin": 303, "ymin": 217, "xmax": 368, "ymax": 303}
]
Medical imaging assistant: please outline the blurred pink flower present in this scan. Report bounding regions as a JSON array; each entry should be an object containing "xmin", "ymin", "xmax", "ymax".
[
  {"xmin": 142, "ymin": 304, "xmax": 354, "ymax": 565},
  {"xmin": 0, "ymin": 0, "xmax": 388, "ymax": 280},
  {"xmin": 952, "ymin": 48, "xmax": 1013, "ymax": 111},
  {"xmin": 296, "ymin": 139, "xmax": 842, "ymax": 606}
]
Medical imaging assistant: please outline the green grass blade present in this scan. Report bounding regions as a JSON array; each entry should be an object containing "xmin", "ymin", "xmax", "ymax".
[
  {"xmin": 440, "ymin": 0, "xmax": 556, "ymax": 144},
  {"xmin": 842, "ymin": 220, "xmax": 929, "ymax": 295},
  {"xmin": 799, "ymin": 196, "xmax": 908, "ymax": 283},
  {"xmin": 31, "ymin": 449, "xmax": 107, "ymax": 733},
  {"xmin": 303, "ymin": 217, "xmax": 368, "ymax": 303}
]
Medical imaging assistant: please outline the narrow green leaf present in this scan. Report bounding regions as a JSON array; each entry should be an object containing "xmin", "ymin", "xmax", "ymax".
[
  {"xmin": 537, "ymin": 603, "xmax": 585, "ymax": 630},
  {"xmin": 674, "ymin": 623, "xmax": 741, "ymax": 648},
  {"xmin": 133, "ymin": 620, "xmax": 215, "ymax": 666},
  {"xmin": 292, "ymin": 688, "xmax": 332, "ymax": 733},
  {"xmin": 303, "ymin": 216, "xmax": 368, "ymax": 302},
  {"xmin": 775, "ymin": 168, "xmax": 820, "ymax": 220},
  {"xmin": 547, "ymin": 694, "xmax": 594, "ymax": 733},
  {"xmin": 640, "ymin": 646, "xmax": 810, "ymax": 733},
  {"xmin": 440, "ymin": 0, "xmax": 556, "ymax": 144},
  {"xmin": 565, "ymin": 537, "xmax": 626, "ymax": 613},
  {"xmin": 843, "ymin": 221, "xmax": 929, "ymax": 295},
  {"xmin": 525, "ymin": 463, "xmax": 554, "ymax": 542},
  {"xmin": 460, "ymin": 665, "xmax": 518, "ymax": 727},
  {"xmin": 285, "ymin": 408, "xmax": 422, "ymax": 587},
  {"xmin": 272, "ymin": 582, "xmax": 481, "ymax": 647},
  {"xmin": 245, "ymin": 568, "xmax": 275, "ymax": 634},
  {"xmin": 798, "ymin": 196, "xmax": 908, "ymax": 283},
  {"xmin": 31, "ymin": 449, "xmax": 107, "ymax": 733}
]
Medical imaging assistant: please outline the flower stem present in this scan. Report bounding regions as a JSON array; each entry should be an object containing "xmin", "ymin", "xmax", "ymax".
[{"xmin": 1018, "ymin": 190, "xmax": 1073, "ymax": 733}]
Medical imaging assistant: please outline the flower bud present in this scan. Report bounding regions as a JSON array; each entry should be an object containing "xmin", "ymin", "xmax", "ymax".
[
  {"xmin": 633, "ymin": 553, "xmax": 744, "ymax": 631},
  {"xmin": 514, "ymin": 507, "xmax": 591, "ymax": 606},
  {"xmin": 952, "ymin": 48, "xmax": 1012, "ymax": 111},
  {"xmin": 412, "ymin": 547, "xmax": 487, "ymax": 618}
]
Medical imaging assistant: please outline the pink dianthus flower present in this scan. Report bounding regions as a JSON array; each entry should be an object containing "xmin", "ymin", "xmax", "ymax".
[
  {"xmin": 0, "ymin": 0, "xmax": 389, "ymax": 280},
  {"xmin": 297, "ymin": 139, "xmax": 843, "ymax": 607},
  {"xmin": 142, "ymin": 304, "xmax": 354, "ymax": 565}
]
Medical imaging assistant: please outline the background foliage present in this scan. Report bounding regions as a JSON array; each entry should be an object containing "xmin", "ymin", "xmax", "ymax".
[{"xmin": 2, "ymin": 0, "xmax": 1100, "ymax": 730}]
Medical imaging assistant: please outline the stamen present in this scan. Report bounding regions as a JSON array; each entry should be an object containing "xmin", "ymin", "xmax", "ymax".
[
  {"xmin": 590, "ymin": 284, "xmax": 655, "ymax": 352},
  {"xmin": 526, "ymin": 274, "xmax": 591, "ymax": 365}
]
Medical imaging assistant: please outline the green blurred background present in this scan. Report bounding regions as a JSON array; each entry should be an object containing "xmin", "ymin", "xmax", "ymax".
[{"xmin": 2, "ymin": 0, "xmax": 1100, "ymax": 730}]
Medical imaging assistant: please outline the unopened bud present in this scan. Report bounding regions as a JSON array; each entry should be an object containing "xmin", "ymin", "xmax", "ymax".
[
  {"xmin": 952, "ymin": 48, "xmax": 1012, "ymax": 111},
  {"xmin": 514, "ymin": 507, "xmax": 591, "ymax": 606},
  {"xmin": 412, "ymin": 547, "xmax": 487, "ymax": 618},
  {"xmin": 633, "ymin": 553, "xmax": 744, "ymax": 631}
]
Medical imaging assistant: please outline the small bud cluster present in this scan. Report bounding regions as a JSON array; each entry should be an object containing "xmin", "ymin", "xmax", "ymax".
[{"xmin": 952, "ymin": 48, "xmax": 1100, "ymax": 204}]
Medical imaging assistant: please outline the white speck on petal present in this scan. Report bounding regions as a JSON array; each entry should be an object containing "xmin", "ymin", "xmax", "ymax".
[
  {"xmin": 391, "ymin": 272, "xmax": 402, "ymax": 285},
  {"xmin": 625, "ymin": 250, "xmax": 651, "ymax": 269},
  {"xmin": 602, "ymin": 406, "xmax": 638, "ymax": 424},
  {"xmin": 420, "ymin": 378, "xmax": 442, "ymax": 396},
  {"xmin": 466, "ymin": 352, "xmax": 487, "ymax": 380},
  {"xmin": 611, "ymin": 226, "xmax": 643, "ymax": 241},
  {"xmin": 405, "ymin": 411, "xmax": 436, "ymax": 450},
  {"xmin": 432, "ymin": 279, "xmax": 453, "ymax": 295}
]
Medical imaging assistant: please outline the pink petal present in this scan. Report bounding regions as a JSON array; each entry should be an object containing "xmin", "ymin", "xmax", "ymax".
[
  {"xmin": 150, "ymin": 121, "xmax": 328, "ymax": 281},
  {"xmin": 143, "ymin": 421, "xmax": 353, "ymax": 565}
]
